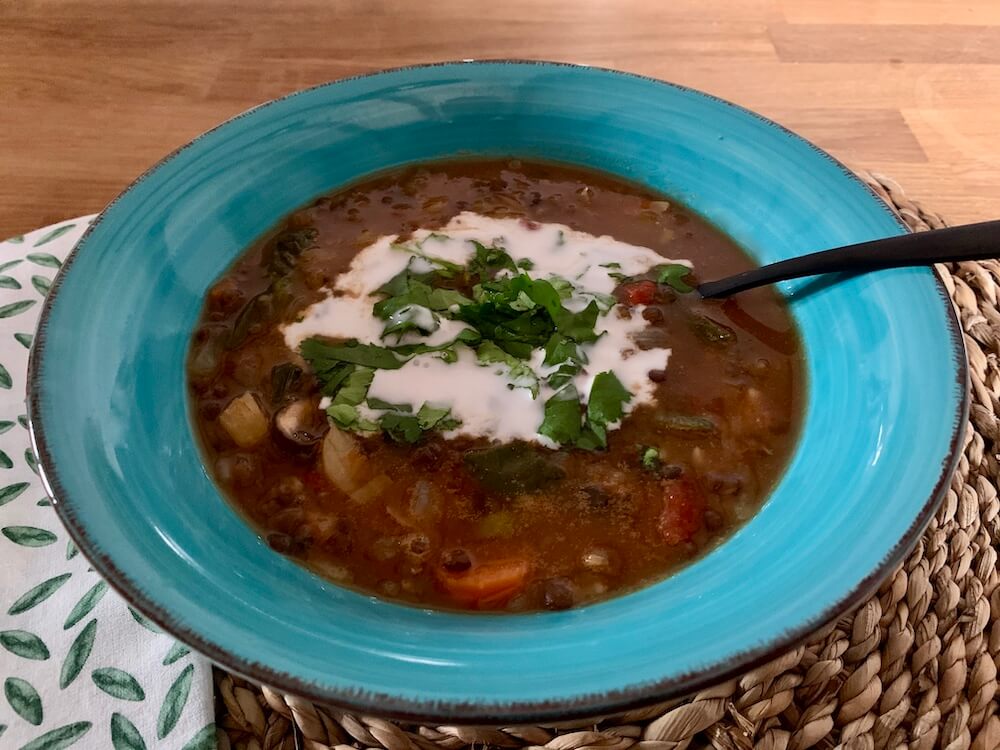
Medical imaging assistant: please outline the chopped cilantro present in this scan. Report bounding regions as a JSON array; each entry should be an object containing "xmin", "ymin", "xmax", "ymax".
[
  {"xmin": 549, "ymin": 277, "xmax": 574, "ymax": 300},
  {"xmin": 301, "ymin": 338, "xmax": 405, "ymax": 371},
  {"xmin": 655, "ymin": 263, "xmax": 695, "ymax": 293},
  {"xmin": 690, "ymin": 314, "xmax": 736, "ymax": 346},
  {"xmin": 331, "ymin": 366, "xmax": 374, "ymax": 406},
  {"xmin": 539, "ymin": 385, "xmax": 582, "ymax": 445},
  {"xmin": 578, "ymin": 290, "xmax": 617, "ymax": 313},
  {"xmin": 379, "ymin": 412, "xmax": 423, "ymax": 443},
  {"xmin": 366, "ymin": 397, "xmax": 412, "ymax": 412},
  {"xmin": 546, "ymin": 363, "xmax": 581, "ymax": 391},
  {"xmin": 416, "ymin": 403, "xmax": 455, "ymax": 429},
  {"xmin": 509, "ymin": 290, "xmax": 537, "ymax": 311},
  {"xmin": 389, "ymin": 327, "xmax": 481, "ymax": 358},
  {"xmin": 299, "ymin": 231, "xmax": 645, "ymax": 450},
  {"xmin": 373, "ymin": 276, "xmax": 471, "ymax": 320},
  {"xmin": 466, "ymin": 240, "xmax": 518, "ymax": 279},
  {"xmin": 543, "ymin": 333, "xmax": 584, "ymax": 367},
  {"xmin": 577, "ymin": 371, "xmax": 632, "ymax": 450},
  {"xmin": 640, "ymin": 445, "xmax": 661, "ymax": 470},
  {"xmin": 477, "ymin": 342, "xmax": 540, "ymax": 397},
  {"xmin": 390, "ymin": 240, "xmax": 464, "ymax": 277},
  {"xmin": 586, "ymin": 371, "xmax": 631, "ymax": 425},
  {"xmin": 323, "ymin": 366, "xmax": 378, "ymax": 431},
  {"xmin": 377, "ymin": 403, "xmax": 459, "ymax": 443}
]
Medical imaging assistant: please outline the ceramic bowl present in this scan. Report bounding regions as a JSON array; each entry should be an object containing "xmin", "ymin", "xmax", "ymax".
[{"xmin": 28, "ymin": 61, "xmax": 967, "ymax": 723}]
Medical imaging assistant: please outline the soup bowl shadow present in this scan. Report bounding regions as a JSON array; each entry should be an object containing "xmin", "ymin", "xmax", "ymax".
[{"xmin": 27, "ymin": 61, "xmax": 967, "ymax": 724}]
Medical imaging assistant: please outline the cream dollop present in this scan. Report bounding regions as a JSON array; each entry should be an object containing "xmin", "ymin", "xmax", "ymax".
[{"xmin": 285, "ymin": 213, "xmax": 689, "ymax": 446}]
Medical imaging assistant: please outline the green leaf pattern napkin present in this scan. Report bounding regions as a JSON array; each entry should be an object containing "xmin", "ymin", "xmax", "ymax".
[{"xmin": 0, "ymin": 219, "xmax": 214, "ymax": 749}]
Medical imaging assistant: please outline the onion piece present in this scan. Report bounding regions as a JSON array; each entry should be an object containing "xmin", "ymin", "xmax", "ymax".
[{"xmin": 321, "ymin": 427, "xmax": 370, "ymax": 494}]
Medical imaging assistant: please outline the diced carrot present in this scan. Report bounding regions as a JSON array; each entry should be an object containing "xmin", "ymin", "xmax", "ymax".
[
  {"xmin": 617, "ymin": 280, "xmax": 657, "ymax": 306},
  {"xmin": 657, "ymin": 477, "xmax": 705, "ymax": 545},
  {"xmin": 439, "ymin": 559, "xmax": 530, "ymax": 608}
]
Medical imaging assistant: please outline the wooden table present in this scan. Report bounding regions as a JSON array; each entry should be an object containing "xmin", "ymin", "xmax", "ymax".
[{"xmin": 2, "ymin": 0, "xmax": 998, "ymax": 236}]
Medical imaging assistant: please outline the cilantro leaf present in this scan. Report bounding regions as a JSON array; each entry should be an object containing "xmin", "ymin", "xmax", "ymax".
[
  {"xmin": 543, "ymin": 333, "xmax": 585, "ymax": 367},
  {"xmin": 416, "ymin": 403, "xmax": 453, "ymax": 429},
  {"xmin": 366, "ymin": 397, "xmax": 412, "ymax": 411},
  {"xmin": 326, "ymin": 403, "xmax": 360, "ymax": 428},
  {"xmin": 375, "ymin": 261, "xmax": 432, "ymax": 297},
  {"xmin": 301, "ymin": 338, "xmax": 406, "ymax": 371},
  {"xmin": 640, "ymin": 445, "xmax": 661, "ymax": 470},
  {"xmin": 539, "ymin": 385, "xmax": 582, "ymax": 444},
  {"xmin": 379, "ymin": 412, "xmax": 423, "ymax": 443},
  {"xmin": 389, "ymin": 327, "xmax": 481, "ymax": 357},
  {"xmin": 576, "ymin": 421, "xmax": 607, "ymax": 451},
  {"xmin": 373, "ymin": 278, "xmax": 471, "ymax": 320},
  {"xmin": 690, "ymin": 314, "xmax": 736, "ymax": 345},
  {"xmin": 553, "ymin": 300, "xmax": 600, "ymax": 343},
  {"xmin": 586, "ymin": 371, "xmax": 631, "ymax": 425},
  {"xmin": 578, "ymin": 291, "xmax": 617, "ymax": 312},
  {"xmin": 331, "ymin": 366, "xmax": 374, "ymax": 406},
  {"xmin": 377, "ymin": 403, "xmax": 459, "ymax": 443},
  {"xmin": 327, "ymin": 403, "xmax": 378, "ymax": 432},
  {"xmin": 655, "ymin": 263, "xmax": 694, "ymax": 293},
  {"xmin": 390, "ymin": 240, "xmax": 464, "ymax": 277},
  {"xmin": 576, "ymin": 371, "xmax": 631, "ymax": 449},
  {"xmin": 467, "ymin": 240, "xmax": 518, "ymax": 279},
  {"xmin": 546, "ymin": 362, "xmax": 581, "ymax": 391},
  {"xmin": 476, "ymin": 342, "xmax": 540, "ymax": 397},
  {"xmin": 323, "ymin": 366, "xmax": 377, "ymax": 430},
  {"xmin": 549, "ymin": 278, "xmax": 574, "ymax": 299}
]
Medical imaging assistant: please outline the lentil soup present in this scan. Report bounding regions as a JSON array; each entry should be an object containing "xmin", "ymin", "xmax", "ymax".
[{"xmin": 187, "ymin": 159, "xmax": 804, "ymax": 612}]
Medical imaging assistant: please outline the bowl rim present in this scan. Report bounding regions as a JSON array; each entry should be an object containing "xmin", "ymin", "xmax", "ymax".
[{"xmin": 26, "ymin": 59, "xmax": 970, "ymax": 723}]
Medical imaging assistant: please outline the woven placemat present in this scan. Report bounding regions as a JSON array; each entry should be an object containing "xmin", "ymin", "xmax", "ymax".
[{"xmin": 214, "ymin": 173, "xmax": 1000, "ymax": 750}]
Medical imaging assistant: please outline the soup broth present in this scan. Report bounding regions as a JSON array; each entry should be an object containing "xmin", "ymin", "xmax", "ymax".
[{"xmin": 188, "ymin": 159, "xmax": 803, "ymax": 612}]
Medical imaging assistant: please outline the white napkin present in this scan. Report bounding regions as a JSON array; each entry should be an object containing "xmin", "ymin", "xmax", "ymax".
[{"xmin": 0, "ymin": 218, "xmax": 214, "ymax": 750}]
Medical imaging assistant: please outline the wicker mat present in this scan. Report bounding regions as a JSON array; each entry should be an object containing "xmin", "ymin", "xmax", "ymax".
[{"xmin": 215, "ymin": 173, "xmax": 1000, "ymax": 750}]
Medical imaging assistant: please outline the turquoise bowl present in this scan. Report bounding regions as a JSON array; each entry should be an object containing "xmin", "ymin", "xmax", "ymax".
[{"xmin": 28, "ymin": 61, "xmax": 966, "ymax": 723}]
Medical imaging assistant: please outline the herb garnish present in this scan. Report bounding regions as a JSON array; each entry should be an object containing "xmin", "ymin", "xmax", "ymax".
[
  {"xmin": 298, "ymin": 232, "xmax": 661, "ymax": 449},
  {"xmin": 655, "ymin": 263, "xmax": 695, "ymax": 293}
]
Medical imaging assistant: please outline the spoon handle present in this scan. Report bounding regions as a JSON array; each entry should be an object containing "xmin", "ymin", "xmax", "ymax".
[{"xmin": 698, "ymin": 219, "xmax": 1000, "ymax": 299}]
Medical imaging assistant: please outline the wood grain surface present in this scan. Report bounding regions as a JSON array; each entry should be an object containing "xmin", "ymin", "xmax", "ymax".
[{"xmin": 1, "ymin": 0, "xmax": 998, "ymax": 236}]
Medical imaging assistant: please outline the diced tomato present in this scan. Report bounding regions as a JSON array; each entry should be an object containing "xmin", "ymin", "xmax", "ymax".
[
  {"xmin": 657, "ymin": 477, "xmax": 705, "ymax": 545},
  {"xmin": 439, "ymin": 559, "xmax": 530, "ymax": 608},
  {"xmin": 617, "ymin": 280, "xmax": 658, "ymax": 306}
]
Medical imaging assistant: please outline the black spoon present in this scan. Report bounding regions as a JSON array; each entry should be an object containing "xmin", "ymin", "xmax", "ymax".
[{"xmin": 698, "ymin": 220, "xmax": 1000, "ymax": 299}]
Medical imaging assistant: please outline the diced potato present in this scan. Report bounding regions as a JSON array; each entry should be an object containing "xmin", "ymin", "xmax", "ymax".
[{"xmin": 218, "ymin": 392, "xmax": 269, "ymax": 448}]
